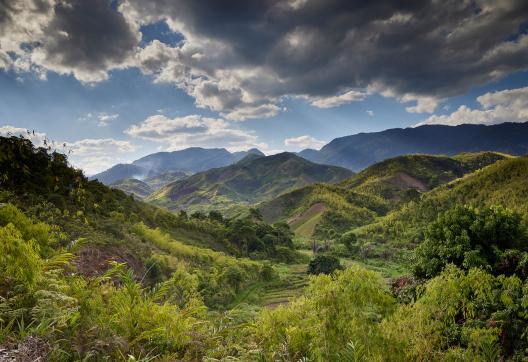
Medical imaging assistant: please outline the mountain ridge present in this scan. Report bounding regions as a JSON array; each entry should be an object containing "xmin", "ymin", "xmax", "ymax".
[
  {"xmin": 91, "ymin": 147, "xmax": 265, "ymax": 185},
  {"xmin": 300, "ymin": 122, "xmax": 528, "ymax": 171}
]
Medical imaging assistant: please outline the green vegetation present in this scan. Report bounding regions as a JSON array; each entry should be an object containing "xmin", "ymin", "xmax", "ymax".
[
  {"xmin": 2, "ymin": 135, "xmax": 528, "ymax": 360},
  {"xmin": 110, "ymin": 178, "xmax": 153, "ymax": 199},
  {"xmin": 147, "ymin": 152, "xmax": 353, "ymax": 213},
  {"xmin": 260, "ymin": 152, "xmax": 508, "ymax": 241}
]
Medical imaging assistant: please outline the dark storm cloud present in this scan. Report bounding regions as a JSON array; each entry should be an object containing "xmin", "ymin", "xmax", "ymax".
[
  {"xmin": 39, "ymin": 0, "xmax": 139, "ymax": 81},
  {"xmin": 1, "ymin": 0, "xmax": 527, "ymax": 117},
  {"xmin": 126, "ymin": 0, "xmax": 528, "ymax": 102}
]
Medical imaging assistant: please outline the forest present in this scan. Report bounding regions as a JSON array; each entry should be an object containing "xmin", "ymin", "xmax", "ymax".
[{"xmin": 1, "ymin": 136, "xmax": 528, "ymax": 361}]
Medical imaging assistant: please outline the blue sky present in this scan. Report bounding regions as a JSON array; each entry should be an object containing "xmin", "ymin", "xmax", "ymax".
[{"xmin": 1, "ymin": 1, "xmax": 527, "ymax": 174}]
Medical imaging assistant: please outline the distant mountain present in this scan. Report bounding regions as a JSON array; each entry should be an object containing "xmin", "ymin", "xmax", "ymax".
[
  {"xmin": 147, "ymin": 152, "xmax": 354, "ymax": 212},
  {"xmin": 300, "ymin": 122, "xmax": 528, "ymax": 171},
  {"xmin": 91, "ymin": 147, "xmax": 264, "ymax": 185},
  {"xmin": 260, "ymin": 152, "xmax": 510, "ymax": 238}
]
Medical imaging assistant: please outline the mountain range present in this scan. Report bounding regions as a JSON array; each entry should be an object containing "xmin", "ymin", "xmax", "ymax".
[
  {"xmin": 91, "ymin": 147, "xmax": 264, "ymax": 184},
  {"xmin": 300, "ymin": 122, "xmax": 528, "ymax": 171}
]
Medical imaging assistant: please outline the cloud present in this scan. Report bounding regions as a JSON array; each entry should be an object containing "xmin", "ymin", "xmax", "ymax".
[
  {"xmin": 415, "ymin": 86, "xmax": 528, "ymax": 127},
  {"xmin": 366, "ymin": 110, "xmax": 374, "ymax": 117},
  {"xmin": 0, "ymin": 125, "xmax": 48, "ymax": 146},
  {"xmin": 125, "ymin": 0, "xmax": 528, "ymax": 117},
  {"xmin": 125, "ymin": 114, "xmax": 269, "ymax": 151},
  {"xmin": 65, "ymin": 138, "xmax": 137, "ymax": 175},
  {"xmin": 2, "ymin": 0, "xmax": 528, "ymax": 118},
  {"xmin": 0, "ymin": 124, "xmax": 136, "ymax": 175},
  {"xmin": 1, "ymin": 0, "xmax": 139, "ymax": 82},
  {"xmin": 284, "ymin": 135, "xmax": 326, "ymax": 150},
  {"xmin": 309, "ymin": 90, "xmax": 367, "ymax": 109},
  {"xmin": 97, "ymin": 113, "xmax": 119, "ymax": 126}
]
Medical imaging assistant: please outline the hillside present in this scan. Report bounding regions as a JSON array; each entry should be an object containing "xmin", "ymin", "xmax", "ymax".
[
  {"xmin": 110, "ymin": 178, "xmax": 154, "ymax": 198},
  {"xmin": 354, "ymin": 155, "xmax": 528, "ymax": 253},
  {"xmin": 110, "ymin": 171, "xmax": 190, "ymax": 199},
  {"xmin": 147, "ymin": 152, "xmax": 354, "ymax": 212},
  {"xmin": 301, "ymin": 122, "xmax": 528, "ymax": 171},
  {"xmin": 261, "ymin": 152, "xmax": 509, "ymax": 238},
  {"xmin": 91, "ymin": 147, "xmax": 264, "ymax": 184},
  {"xmin": 0, "ymin": 136, "xmax": 298, "ymax": 306}
]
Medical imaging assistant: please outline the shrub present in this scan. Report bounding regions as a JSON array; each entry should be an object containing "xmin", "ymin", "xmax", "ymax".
[{"xmin": 307, "ymin": 255, "xmax": 342, "ymax": 275}]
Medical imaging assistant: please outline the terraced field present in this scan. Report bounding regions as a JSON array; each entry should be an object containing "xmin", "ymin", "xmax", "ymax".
[{"xmin": 260, "ymin": 264, "xmax": 309, "ymax": 308}]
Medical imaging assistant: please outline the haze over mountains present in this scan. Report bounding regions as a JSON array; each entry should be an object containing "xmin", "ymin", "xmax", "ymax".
[{"xmin": 91, "ymin": 147, "xmax": 264, "ymax": 184}]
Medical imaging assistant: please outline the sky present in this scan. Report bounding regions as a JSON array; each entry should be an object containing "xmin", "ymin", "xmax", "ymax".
[{"xmin": 0, "ymin": 0, "xmax": 528, "ymax": 175}]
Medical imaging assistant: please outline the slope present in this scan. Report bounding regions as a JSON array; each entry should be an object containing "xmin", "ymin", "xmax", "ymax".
[
  {"xmin": 355, "ymin": 155, "xmax": 528, "ymax": 254},
  {"xmin": 260, "ymin": 152, "xmax": 510, "ymax": 238},
  {"xmin": 147, "ymin": 152, "xmax": 354, "ymax": 212}
]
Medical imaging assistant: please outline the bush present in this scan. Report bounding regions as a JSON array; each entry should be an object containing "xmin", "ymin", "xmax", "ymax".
[{"xmin": 307, "ymin": 255, "xmax": 342, "ymax": 275}]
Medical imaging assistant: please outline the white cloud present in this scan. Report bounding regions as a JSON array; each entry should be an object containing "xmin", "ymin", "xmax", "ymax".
[
  {"xmin": 0, "ymin": 125, "xmax": 48, "ymax": 146},
  {"xmin": 309, "ymin": 90, "xmax": 367, "ymax": 109},
  {"xmin": 284, "ymin": 135, "xmax": 326, "ymax": 150},
  {"xmin": 416, "ymin": 87, "xmax": 528, "ymax": 127},
  {"xmin": 97, "ymin": 113, "xmax": 119, "ymax": 126},
  {"xmin": 0, "ymin": 124, "xmax": 136, "ymax": 175},
  {"xmin": 125, "ymin": 114, "xmax": 269, "ymax": 152},
  {"xmin": 366, "ymin": 110, "xmax": 374, "ymax": 116},
  {"xmin": 65, "ymin": 139, "xmax": 137, "ymax": 175}
]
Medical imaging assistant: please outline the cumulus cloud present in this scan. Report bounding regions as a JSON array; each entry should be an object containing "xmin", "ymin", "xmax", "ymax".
[
  {"xmin": 0, "ymin": 0, "xmax": 138, "ymax": 82},
  {"xmin": 125, "ymin": 114, "xmax": 268, "ymax": 151},
  {"xmin": 416, "ymin": 86, "xmax": 528, "ymax": 127},
  {"xmin": 2, "ymin": 0, "xmax": 528, "ymax": 118},
  {"xmin": 284, "ymin": 135, "xmax": 326, "ymax": 150}
]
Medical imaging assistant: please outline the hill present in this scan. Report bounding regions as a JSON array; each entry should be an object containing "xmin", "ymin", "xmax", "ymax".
[
  {"xmin": 260, "ymin": 152, "xmax": 509, "ymax": 238},
  {"xmin": 354, "ymin": 155, "xmax": 528, "ymax": 256},
  {"xmin": 301, "ymin": 122, "xmax": 528, "ymax": 171},
  {"xmin": 0, "ymin": 136, "xmax": 297, "ymax": 307},
  {"xmin": 147, "ymin": 152, "xmax": 354, "ymax": 212},
  {"xmin": 91, "ymin": 147, "xmax": 264, "ymax": 184},
  {"xmin": 109, "ymin": 171, "xmax": 191, "ymax": 199},
  {"xmin": 109, "ymin": 178, "xmax": 154, "ymax": 198}
]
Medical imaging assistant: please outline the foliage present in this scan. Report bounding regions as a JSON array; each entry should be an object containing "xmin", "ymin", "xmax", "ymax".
[
  {"xmin": 307, "ymin": 255, "xmax": 342, "ymax": 275},
  {"xmin": 413, "ymin": 205, "xmax": 527, "ymax": 278},
  {"xmin": 255, "ymin": 265, "xmax": 395, "ymax": 361}
]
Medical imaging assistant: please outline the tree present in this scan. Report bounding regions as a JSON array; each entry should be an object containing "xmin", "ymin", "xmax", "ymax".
[
  {"xmin": 308, "ymin": 255, "xmax": 342, "ymax": 275},
  {"xmin": 413, "ymin": 205, "xmax": 526, "ymax": 278}
]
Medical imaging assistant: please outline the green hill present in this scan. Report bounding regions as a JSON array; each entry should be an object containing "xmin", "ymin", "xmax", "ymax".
[
  {"xmin": 147, "ymin": 152, "xmax": 354, "ymax": 212},
  {"xmin": 0, "ymin": 136, "xmax": 297, "ymax": 308},
  {"xmin": 355, "ymin": 155, "xmax": 528, "ymax": 253},
  {"xmin": 261, "ymin": 152, "xmax": 509, "ymax": 238}
]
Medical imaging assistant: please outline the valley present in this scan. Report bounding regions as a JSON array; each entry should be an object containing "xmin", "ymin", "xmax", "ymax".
[{"xmin": 1, "ymin": 130, "xmax": 528, "ymax": 361}]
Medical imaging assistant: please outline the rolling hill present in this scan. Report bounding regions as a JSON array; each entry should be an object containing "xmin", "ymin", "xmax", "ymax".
[
  {"xmin": 260, "ymin": 152, "xmax": 510, "ymax": 238},
  {"xmin": 354, "ymin": 154, "xmax": 528, "ymax": 252},
  {"xmin": 301, "ymin": 122, "xmax": 528, "ymax": 171},
  {"xmin": 147, "ymin": 152, "xmax": 354, "ymax": 212},
  {"xmin": 91, "ymin": 147, "xmax": 264, "ymax": 184}
]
